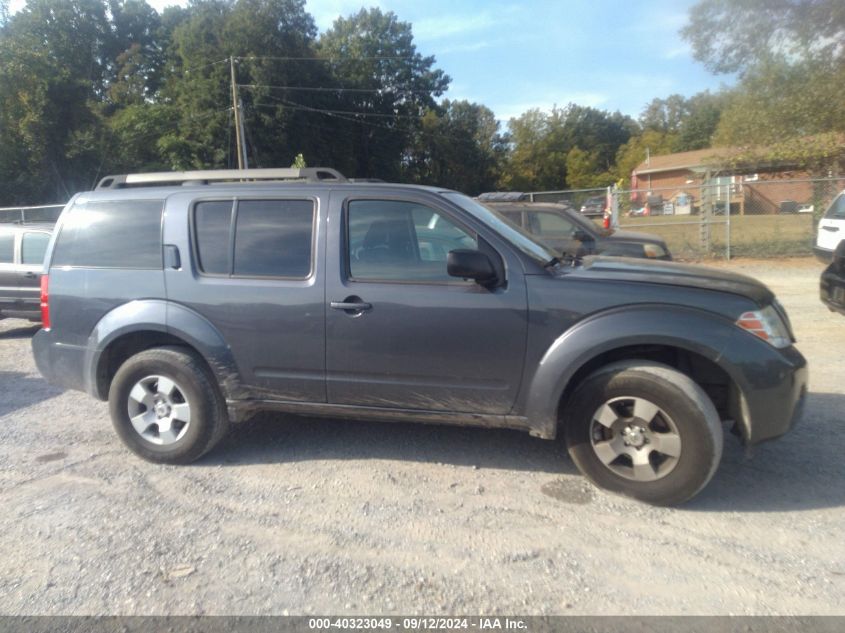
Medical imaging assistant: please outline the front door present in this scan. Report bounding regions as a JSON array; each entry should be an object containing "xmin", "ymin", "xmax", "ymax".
[{"xmin": 325, "ymin": 195, "xmax": 527, "ymax": 414}]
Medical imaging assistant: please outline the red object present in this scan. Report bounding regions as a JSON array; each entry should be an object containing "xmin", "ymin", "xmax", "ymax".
[
  {"xmin": 603, "ymin": 213, "xmax": 611, "ymax": 229},
  {"xmin": 40, "ymin": 275, "xmax": 50, "ymax": 330}
]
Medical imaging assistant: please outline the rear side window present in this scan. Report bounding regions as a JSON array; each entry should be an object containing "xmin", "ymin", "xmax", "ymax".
[
  {"xmin": 193, "ymin": 199, "xmax": 315, "ymax": 278},
  {"xmin": 52, "ymin": 200, "xmax": 163, "ymax": 268},
  {"xmin": 530, "ymin": 211, "xmax": 575, "ymax": 235},
  {"xmin": 0, "ymin": 233, "xmax": 12, "ymax": 264},
  {"xmin": 21, "ymin": 232, "xmax": 50, "ymax": 265}
]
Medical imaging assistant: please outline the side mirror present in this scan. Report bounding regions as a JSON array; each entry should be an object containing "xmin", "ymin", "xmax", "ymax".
[
  {"xmin": 447, "ymin": 249, "xmax": 497, "ymax": 286},
  {"xmin": 572, "ymin": 228, "xmax": 592, "ymax": 242}
]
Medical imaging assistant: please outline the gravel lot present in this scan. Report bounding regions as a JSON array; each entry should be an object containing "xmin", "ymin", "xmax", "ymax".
[{"xmin": 1, "ymin": 257, "xmax": 843, "ymax": 616}]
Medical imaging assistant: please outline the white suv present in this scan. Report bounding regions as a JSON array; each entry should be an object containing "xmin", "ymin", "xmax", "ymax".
[{"xmin": 815, "ymin": 191, "xmax": 845, "ymax": 262}]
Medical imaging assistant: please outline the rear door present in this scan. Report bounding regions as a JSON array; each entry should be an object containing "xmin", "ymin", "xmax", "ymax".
[
  {"xmin": 527, "ymin": 210, "xmax": 581, "ymax": 254},
  {"xmin": 324, "ymin": 193, "xmax": 528, "ymax": 414},
  {"xmin": 0, "ymin": 230, "xmax": 16, "ymax": 312},
  {"xmin": 164, "ymin": 193, "xmax": 326, "ymax": 403},
  {"xmin": 17, "ymin": 230, "xmax": 51, "ymax": 315},
  {"xmin": 818, "ymin": 193, "xmax": 845, "ymax": 251}
]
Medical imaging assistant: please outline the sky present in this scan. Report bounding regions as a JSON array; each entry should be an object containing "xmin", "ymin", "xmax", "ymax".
[{"xmin": 12, "ymin": 0, "xmax": 736, "ymax": 123}]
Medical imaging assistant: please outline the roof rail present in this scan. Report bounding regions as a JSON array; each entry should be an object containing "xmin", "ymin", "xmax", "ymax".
[{"xmin": 95, "ymin": 167, "xmax": 347, "ymax": 190}]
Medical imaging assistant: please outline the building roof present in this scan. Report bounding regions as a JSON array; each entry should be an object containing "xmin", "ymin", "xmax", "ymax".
[{"xmin": 633, "ymin": 147, "xmax": 737, "ymax": 176}]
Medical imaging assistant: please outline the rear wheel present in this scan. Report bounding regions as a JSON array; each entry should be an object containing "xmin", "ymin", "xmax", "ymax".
[
  {"xmin": 564, "ymin": 361, "xmax": 723, "ymax": 506},
  {"xmin": 108, "ymin": 346, "xmax": 230, "ymax": 464}
]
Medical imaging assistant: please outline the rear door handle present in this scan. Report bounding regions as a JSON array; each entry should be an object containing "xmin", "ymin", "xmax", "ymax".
[
  {"xmin": 23, "ymin": 272, "xmax": 37, "ymax": 279},
  {"xmin": 822, "ymin": 226, "xmax": 840, "ymax": 232}
]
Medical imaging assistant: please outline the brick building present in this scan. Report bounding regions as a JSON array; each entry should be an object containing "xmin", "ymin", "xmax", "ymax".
[{"xmin": 631, "ymin": 147, "xmax": 815, "ymax": 215}]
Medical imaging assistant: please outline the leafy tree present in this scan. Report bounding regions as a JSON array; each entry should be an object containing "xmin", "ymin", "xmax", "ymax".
[
  {"xmin": 503, "ymin": 104, "xmax": 634, "ymax": 191},
  {"xmin": 639, "ymin": 91, "xmax": 725, "ymax": 151},
  {"xmin": 681, "ymin": 0, "xmax": 845, "ymax": 75},
  {"xmin": 317, "ymin": 8, "xmax": 449, "ymax": 179},
  {"xmin": 404, "ymin": 99, "xmax": 506, "ymax": 194}
]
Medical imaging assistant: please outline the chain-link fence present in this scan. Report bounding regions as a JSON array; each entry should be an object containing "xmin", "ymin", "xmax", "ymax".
[
  {"xmin": 531, "ymin": 177, "xmax": 845, "ymax": 260},
  {"xmin": 0, "ymin": 204, "xmax": 64, "ymax": 224}
]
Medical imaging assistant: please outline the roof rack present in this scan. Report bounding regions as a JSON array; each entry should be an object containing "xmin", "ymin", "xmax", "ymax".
[{"xmin": 95, "ymin": 167, "xmax": 347, "ymax": 190}]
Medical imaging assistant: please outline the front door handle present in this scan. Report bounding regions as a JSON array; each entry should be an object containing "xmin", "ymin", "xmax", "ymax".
[
  {"xmin": 822, "ymin": 226, "xmax": 840, "ymax": 232},
  {"xmin": 23, "ymin": 272, "xmax": 37, "ymax": 279},
  {"xmin": 330, "ymin": 297, "xmax": 372, "ymax": 314}
]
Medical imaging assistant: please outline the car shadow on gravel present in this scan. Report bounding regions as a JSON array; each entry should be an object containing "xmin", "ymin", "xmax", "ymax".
[
  {"xmin": 0, "ymin": 371, "xmax": 63, "ymax": 416},
  {"xmin": 0, "ymin": 322, "xmax": 41, "ymax": 339},
  {"xmin": 686, "ymin": 392, "xmax": 845, "ymax": 512},
  {"xmin": 207, "ymin": 412, "xmax": 577, "ymax": 475}
]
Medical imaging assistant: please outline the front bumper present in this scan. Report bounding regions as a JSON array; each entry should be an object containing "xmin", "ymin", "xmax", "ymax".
[
  {"xmin": 730, "ymin": 336, "xmax": 808, "ymax": 445},
  {"xmin": 814, "ymin": 245, "xmax": 834, "ymax": 263},
  {"xmin": 31, "ymin": 329, "xmax": 87, "ymax": 393}
]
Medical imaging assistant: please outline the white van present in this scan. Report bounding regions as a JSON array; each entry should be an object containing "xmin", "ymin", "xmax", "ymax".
[{"xmin": 815, "ymin": 191, "xmax": 845, "ymax": 261}]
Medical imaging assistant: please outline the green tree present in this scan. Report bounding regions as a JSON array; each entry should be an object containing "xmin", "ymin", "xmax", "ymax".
[
  {"xmin": 317, "ymin": 8, "xmax": 449, "ymax": 179},
  {"xmin": 404, "ymin": 99, "xmax": 506, "ymax": 194},
  {"xmin": 681, "ymin": 0, "xmax": 845, "ymax": 75}
]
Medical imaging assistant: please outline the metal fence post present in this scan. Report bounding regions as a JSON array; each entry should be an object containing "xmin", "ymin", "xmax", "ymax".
[{"xmin": 725, "ymin": 181, "xmax": 731, "ymax": 260}]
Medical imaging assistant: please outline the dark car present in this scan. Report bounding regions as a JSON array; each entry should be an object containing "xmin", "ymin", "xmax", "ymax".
[
  {"xmin": 820, "ymin": 239, "xmax": 845, "ymax": 315},
  {"xmin": 483, "ymin": 201, "xmax": 671, "ymax": 260},
  {"xmin": 580, "ymin": 195, "xmax": 606, "ymax": 218},
  {"xmin": 0, "ymin": 223, "xmax": 52, "ymax": 321},
  {"xmin": 32, "ymin": 168, "xmax": 807, "ymax": 505}
]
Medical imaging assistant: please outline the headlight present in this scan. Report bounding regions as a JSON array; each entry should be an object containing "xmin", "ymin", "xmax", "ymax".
[
  {"xmin": 642, "ymin": 243, "xmax": 666, "ymax": 258},
  {"xmin": 736, "ymin": 305, "xmax": 792, "ymax": 348}
]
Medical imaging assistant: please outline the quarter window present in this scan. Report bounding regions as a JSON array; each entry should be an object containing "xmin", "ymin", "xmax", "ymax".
[
  {"xmin": 22, "ymin": 232, "xmax": 50, "ymax": 265},
  {"xmin": 52, "ymin": 200, "xmax": 163, "ymax": 268},
  {"xmin": 531, "ymin": 212, "xmax": 575, "ymax": 236},
  {"xmin": 347, "ymin": 200, "xmax": 477, "ymax": 282},
  {"xmin": 0, "ymin": 233, "xmax": 12, "ymax": 264}
]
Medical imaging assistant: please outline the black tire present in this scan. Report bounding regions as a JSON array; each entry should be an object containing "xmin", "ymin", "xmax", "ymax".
[
  {"xmin": 564, "ymin": 360, "xmax": 723, "ymax": 506},
  {"xmin": 108, "ymin": 346, "xmax": 230, "ymax": 464}
]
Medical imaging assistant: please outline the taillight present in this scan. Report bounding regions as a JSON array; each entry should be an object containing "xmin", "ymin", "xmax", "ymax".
[{"xmin": 40, "ymin": 275, "xmax": 50, "ymax": 330}]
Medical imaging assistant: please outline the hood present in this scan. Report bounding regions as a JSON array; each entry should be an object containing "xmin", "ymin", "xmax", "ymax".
[
  {"xmin": 604, "ymin": 229, "xmax": 666, "ymax": 245},
  {"xmin": 566, "ymin": 256, "xmax": 774, "ymax": 304}
]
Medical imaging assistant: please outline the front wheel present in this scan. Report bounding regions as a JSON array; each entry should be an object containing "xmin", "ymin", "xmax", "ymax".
[
  {"xmin": 108, "ymin": 346, "xmax": 230, "ymax": 464},
  {"xmin": 564, "ymin": 361, "xmax": 723, "ymax": 506}
]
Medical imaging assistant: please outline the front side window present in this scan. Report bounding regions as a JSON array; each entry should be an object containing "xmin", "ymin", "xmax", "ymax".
[
  {"xmin": 825, "ymin": 194, "xmax": 845, "ymax": 219},
  {"xmin": 0, "ymin": 233, "xmax": 12, "ymax": 264},
  {"xmin": 52, "ymin": 200, "xmax": 163, "ymax": 268},
  {"xmin": 193, "ymin": 199, "xmax": 315, "ymax": 278},
  {"xmin": 348, "ymin": 200, "xmax": 477, "ymax": 282},
  {"xmin": 21, "ymin": 232, "xmax": 50, "ymax": 265}
]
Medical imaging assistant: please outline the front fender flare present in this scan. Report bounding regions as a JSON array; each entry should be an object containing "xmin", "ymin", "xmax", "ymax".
[{"xmin": 522, "ymin": 305, "xmax": 741, "ymax": 439}]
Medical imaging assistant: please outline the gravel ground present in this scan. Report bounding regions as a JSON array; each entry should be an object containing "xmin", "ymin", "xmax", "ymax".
[{"xmin": 0, "ymin": 257, "xmax": 843, "ymax": 616}]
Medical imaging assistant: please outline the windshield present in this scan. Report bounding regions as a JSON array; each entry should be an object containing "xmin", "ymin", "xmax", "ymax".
[{"xmin": 441, "ymin": 192, "xmax": 559, "ymax": 264}]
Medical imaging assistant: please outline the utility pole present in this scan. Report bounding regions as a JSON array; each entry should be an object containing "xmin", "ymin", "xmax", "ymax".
[
  {"xmin": 237, "ymin": 98, "xmax": 249, "ymax": 169},
  {"xmin": 230, "ymin": 56, "xmax": 244, "ymax": 170}
]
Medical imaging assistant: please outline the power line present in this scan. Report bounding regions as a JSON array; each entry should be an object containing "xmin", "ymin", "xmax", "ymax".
[
  {"xmin": 238, "ymin": 83, "xmax": 436, "ymax": 94},
  {"xmin": 235, "ymin": 55, "xmax": 416, "ymax": 62},
  {"xmin": 252, "ymin": 94, "xmax": 427, "ymax": 120}
]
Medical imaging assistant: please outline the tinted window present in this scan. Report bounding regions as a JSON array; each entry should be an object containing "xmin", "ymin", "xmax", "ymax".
[
  {"xmin": 195, "ymin": 201, "xmax": 233, "ymax": 274},
  {"xmin": 21, "ymin": 232, "xmax": 50, "ymax": 265},
  {"xmin": 348, "ymin": 200, "xmax": 477, "ymax": 282},
  {"xmin": 502, "ymin": 211, "xmax": 523, "ymax": 226},
  {"xmin": 825, "ymin": 194, "xmax": 845, "ymax": 219},
  {"xmin": 52, "ymin": 200, "xmax": 163, "ymax": 268},
  {"xmin": 233, "ymin": 200, "xmax": 314, "ymax": 277},
  {"xmin": 0, "ymin": 233, "xmax": 12, "ymax": 264},
  {"xmin": 532, "ymin": 211, "xmax": 575, "ymax": 235}
]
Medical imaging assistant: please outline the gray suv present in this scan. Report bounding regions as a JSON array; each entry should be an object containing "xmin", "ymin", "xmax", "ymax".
[
  {"xmin": 32, "ymin": 168, "xmax": 807, "ymax": 505},
  {"xmin": 0, "ymin": 223, "xmax": 52, "ymax": 321}
]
